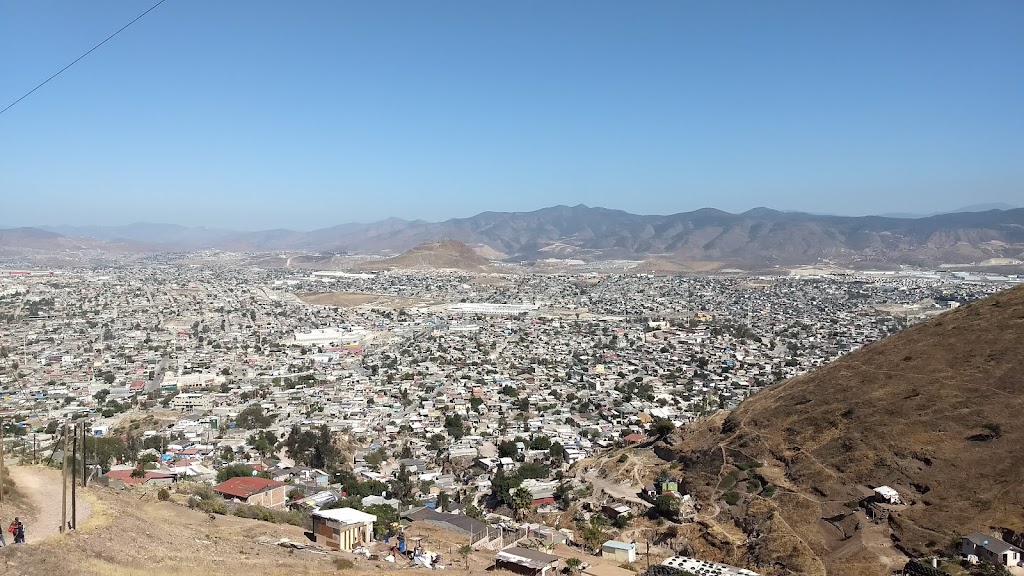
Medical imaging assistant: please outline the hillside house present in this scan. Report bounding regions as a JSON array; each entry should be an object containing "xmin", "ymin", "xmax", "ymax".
[
  {"xmin": 311, "ymin": 507, "xmax": 376, "ymax": 550},
  {"xmin": 494, "ymin": 547, "xmax": 560, "ymax": 576},
  {"xmin": 601, "ymin": 540, "xmax": 637, "ymax": 563},
  {"xmin": 961, "ymin": 533, "xmax": 1023, "ymax": 567},
  {"xmin": 214, "ymin": 477, "xmax": 288, "ymax": 509}
]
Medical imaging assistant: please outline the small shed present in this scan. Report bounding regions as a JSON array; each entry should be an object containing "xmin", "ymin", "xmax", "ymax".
[
  {"xmin": 311, "ymin": 507, "xmax": 377, "ymax": 550},
  {"xmin": 873, "ymin": 486, "xmax": 902, "ymax": 505},
  {"xmin": 601, "ymin": 540, "xmax": 637, "ymax": 563},
  {"xmin": 494, "ymin": 546, "xmax": 560, "ymax": 576},
  {"xmin": 603, "ymin": 503, "xmax": 631, "ymax": 520}
]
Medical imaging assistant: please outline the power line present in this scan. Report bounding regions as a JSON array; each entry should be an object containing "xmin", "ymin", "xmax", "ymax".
[{"xmin": 0, "ymin": 0, "xmax": 170, "ymax": 117}]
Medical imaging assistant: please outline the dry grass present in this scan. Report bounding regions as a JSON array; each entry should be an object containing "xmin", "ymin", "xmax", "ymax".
[
  {"xmin": 0, "ymin": 484, "xmax": 516, "ymax": 576},
  {"xmin": 661, "ymin": 284, "xmax": 1024, "ymax": 576}
]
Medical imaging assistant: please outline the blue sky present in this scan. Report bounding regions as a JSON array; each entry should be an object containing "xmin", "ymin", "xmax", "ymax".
[{"xmin": 1, "ymin": 1, "xmax": 1022, "ymax": 230}]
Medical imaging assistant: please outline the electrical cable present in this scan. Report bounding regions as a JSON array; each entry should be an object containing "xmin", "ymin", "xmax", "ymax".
[{"xmin": 0, "ymin": 0, "xmax": 169, "ymax": 117}]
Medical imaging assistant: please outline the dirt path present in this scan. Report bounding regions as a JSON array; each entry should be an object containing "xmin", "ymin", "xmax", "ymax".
[{"xmin": 7, "ymin": 465, "xmax": 92, "ymax": 542}]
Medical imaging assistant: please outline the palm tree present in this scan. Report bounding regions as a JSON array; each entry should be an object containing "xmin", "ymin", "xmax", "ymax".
[
  {"xmin": 565, "ymin": 558, "xmax": 583, "ymax": 576},
  {"xmin": 511, "ymin": 487, "xmax": 534, "ymax": 520}
]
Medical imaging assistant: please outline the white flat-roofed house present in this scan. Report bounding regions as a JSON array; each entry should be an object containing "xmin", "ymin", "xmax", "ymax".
[{"xmin": 311, "ymin": 507, "xmax": 376, "ymax": 550}]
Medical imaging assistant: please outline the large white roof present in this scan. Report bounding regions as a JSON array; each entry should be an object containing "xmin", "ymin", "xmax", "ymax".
[{"xmin": 313, "ymin": 507, "xmax": 377, "ymax": 524}]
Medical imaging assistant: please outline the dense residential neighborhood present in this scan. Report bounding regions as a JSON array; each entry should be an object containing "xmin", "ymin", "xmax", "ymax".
[{"xmin": 0, "ymin": 263, "xmax": 1019, "ymax": 574}]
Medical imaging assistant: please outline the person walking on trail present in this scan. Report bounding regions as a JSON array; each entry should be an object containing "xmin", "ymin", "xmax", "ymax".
[{"xmin": 8, "ymin": 518, "xmax": 24, "ymax": 544}]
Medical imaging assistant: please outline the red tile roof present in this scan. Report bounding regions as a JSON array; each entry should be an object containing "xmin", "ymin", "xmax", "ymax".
[
  {"xmin": 622, "ymin": 433, "xmax": 646, "ymax": 443},
  {"xmin": 104, "ymin": 469, "xmax": 174, "ymax": 486},
  {"xmin": 214, "ymin": 476, "xmax": 285, "ymax": 499}
]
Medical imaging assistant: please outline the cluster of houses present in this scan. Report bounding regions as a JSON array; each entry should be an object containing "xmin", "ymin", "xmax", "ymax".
[{"xmin": 1, "ymin": 263, "xmax": 1021, "ymax": 573}]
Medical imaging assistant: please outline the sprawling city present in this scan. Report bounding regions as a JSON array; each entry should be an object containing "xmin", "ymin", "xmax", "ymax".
[
  {"xmin": 3, "ymin": 2, "xmax": 1023, "ymax": 576},
  {"xmin": 1, "ymin": 253, "xmax": 1021, "ymax": 575}
]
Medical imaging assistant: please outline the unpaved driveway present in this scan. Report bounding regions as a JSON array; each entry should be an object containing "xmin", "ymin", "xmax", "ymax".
[{"xmin": 7, "ymin": 465, "xmax": 91, "ymax": 542}]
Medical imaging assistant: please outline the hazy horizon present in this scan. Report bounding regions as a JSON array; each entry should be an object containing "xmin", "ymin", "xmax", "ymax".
[
  {"xmin": 1, "ymin": 201, "xmax": 1018, "ymax": 233},
  {"xmin": 2, "ymin": 1, "xmax": 1022, "ymax": 229}
]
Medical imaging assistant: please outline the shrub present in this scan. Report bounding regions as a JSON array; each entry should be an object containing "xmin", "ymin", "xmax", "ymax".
[
  {"xmin": 333, "ymin": 558, "xmax": 355, "ymax": 570},
  {"xmin": 762, "ymin": 484, "xmax": 777, "ymax": 498},
  {"xmin": 196, "ymin": 498, "xmax": 227, "ymax": 515},
  {"xmin": 617, "ymin": 453, "xmax": 629, "ymax": 463},
  {"xmin": 191, "ymin": 484, "xmax": 219, "ymax": 501},
  {"xmin": 157, "ymin": 488, "xmax": 170, "ymax": 501},
  {"xmin": 723, "ymin": 491, "xmax": 741, "ymax": 506},
  {"xmin": 718, "ymin": 473, "xmax": 737, "ymax": 491}
]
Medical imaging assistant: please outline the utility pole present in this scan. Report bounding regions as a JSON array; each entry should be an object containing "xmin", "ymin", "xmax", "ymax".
[
  {"xmin": 0, "ymin": 418, "xmax": 5, "ymax": 506},
  {"xmin": 82, "ymin": 422, "xmax": 88, "ymax": 486},
  {"xmin": 61, "ymin": 423, "xmax": 68, "ymax": 533},
  {"xmin": 71, "ymin": 422, "xmax": 78, "ymax": 530}
]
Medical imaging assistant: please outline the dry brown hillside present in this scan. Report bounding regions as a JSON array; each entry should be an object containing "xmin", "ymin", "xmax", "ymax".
[
  {"xmin": 660, "ymin": 284, "xmax": 1024, "ymax": 576},
  {"xmin": 358, "ymin": 239, "xmax": 500, "ymax": 272}
]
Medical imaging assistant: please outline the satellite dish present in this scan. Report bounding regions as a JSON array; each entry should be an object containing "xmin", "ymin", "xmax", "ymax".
[{"xmin": 252, "ymin": 470, "xmax": 258, "ymax": 476}]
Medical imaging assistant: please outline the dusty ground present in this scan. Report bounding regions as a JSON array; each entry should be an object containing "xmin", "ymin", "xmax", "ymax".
[
  {"xmin": 7, "ymin": 465, "xmax": 93, "ymax": 541},
  {"xmin": 298, "ymin": 291, "xmax": 431, "ymax": 309},
  {"xmin": 0, "ymin": 479, "xmax": 526, "ymax": 576}
]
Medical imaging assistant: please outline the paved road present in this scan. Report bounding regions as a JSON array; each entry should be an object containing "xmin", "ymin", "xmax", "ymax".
[{"xmin": 145, "ymin": 357, "xmax": 169, "ymax": 394}]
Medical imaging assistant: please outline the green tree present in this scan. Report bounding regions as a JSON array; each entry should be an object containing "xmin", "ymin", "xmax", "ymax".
[
  {"xmin": 437, "ymin": 492, "xmax": 451, "ymax": 511},
  {"xmin": 217, "ymin": 463, "xmax": 258, "ymax": 482},
  {"xmin": 497, "ymin": 440, "xmax": 518, "ymax": 459},
  {"xmin": 458, "ymin": 544, "xmax": 472, "ymax": 571},
  {"xmin": 363, "ymin": 504, "xmax": 399, "ymax": 538},
  {"xmin": 235, "ymin": 405, "xmax": 274, "ymax": 429},
  {"xmin": 365, "ymin": 448, "xmax": 388, "ymax": 470},
  {"xmin": 529, "ymin": 436, "xmax": 551, "ymax": 450},
  {"xmin": 444, "ymin": 413, "xmax": 466, "ymax": 439},
  {"xmin": 653, "ymin": 495, "xmax": 681, "ymax": 519},
  {"xmin": 490, "ymin": 470, "xmax": 521, "ymax": 508},
  {"xmin": 511, "ymin": 487, "xmax": 534, "ymax": 520},
  {"xmin": 652, "ymin": 418, "xmax": 675, "ymax": 438},
  {"xmin": 517, "ymin": 462, "xmax": 549, "ymax": 480},
  {"xmin": 391, "ymin": 465, "xmax": 416, "ymax": 503}
]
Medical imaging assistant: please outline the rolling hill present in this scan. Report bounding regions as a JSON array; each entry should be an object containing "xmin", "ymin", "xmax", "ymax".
[
  {"xmin": 656, "ymin": 284, "xmax": 1024, "ymax": 575},
  {"xmin": 356, "ymin": 239, "xmax": 500, "ymax": 272}
]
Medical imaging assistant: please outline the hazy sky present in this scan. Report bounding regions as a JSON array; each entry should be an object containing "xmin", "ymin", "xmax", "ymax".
[{"xmin": 1, "ymin": 1, "xmax": 1022, "ymax": 230}]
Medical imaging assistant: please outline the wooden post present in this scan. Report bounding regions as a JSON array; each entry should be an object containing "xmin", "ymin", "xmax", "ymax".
[
  {"xmin": 71, "ymin": 423, "xmax": 78, "ymax": 530},
  {"xmin": 0, "ymin": 418, "xmax": 5, "ymax": 506},
  {"xmin": 82, "ymin": 422, "xmax": 88, "ymax": 487},
  {"xmin": 61, "ymin": 423, "xmax": 68, "ymax": 533}
]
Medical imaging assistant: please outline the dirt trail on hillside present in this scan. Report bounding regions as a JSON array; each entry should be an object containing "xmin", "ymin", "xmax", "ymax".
[{"xmin": 7, "ymin": 465, "xmax": 91, "ymax": 542}]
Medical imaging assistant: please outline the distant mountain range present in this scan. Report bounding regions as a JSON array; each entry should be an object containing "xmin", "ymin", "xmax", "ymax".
[{"xmin": 2, "ymin": 204, "xmax": 1024, "ymax": 268}]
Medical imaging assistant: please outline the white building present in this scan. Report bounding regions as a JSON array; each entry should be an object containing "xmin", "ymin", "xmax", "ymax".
[{"xmin": 172, "ymin": 393, "xmax": 213, "ymax": 413}]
